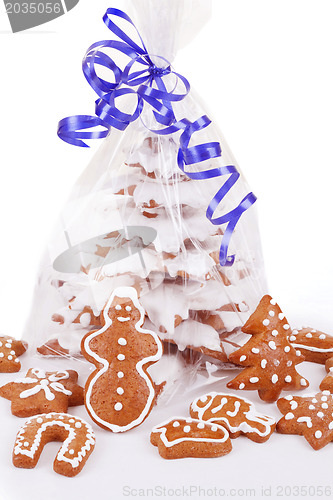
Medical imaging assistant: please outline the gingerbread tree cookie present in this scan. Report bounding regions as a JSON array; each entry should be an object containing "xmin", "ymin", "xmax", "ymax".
[
  {"xmin": 319, "ymin": 358, "xmax": 333, "ymax": 392},
  {"xmin": 0, "ymin": 368, "xmax": 84, "ymax": 417},
  {"xmin": 277, "ymin": 391, "xmax": 333, "ymax": 450},
  {"xmin": 227, "ymin": 295, "xmax": 309, "ymax": 402},
  {"xmin": 81, "ymin": 286, "xmax": 163, "ymax": 432},
  {"xmin": 0, "ymin": 336, "xmax": 27, "ymax": 372}
]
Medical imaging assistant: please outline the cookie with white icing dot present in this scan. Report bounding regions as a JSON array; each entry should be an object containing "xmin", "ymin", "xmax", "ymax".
[
  {"xmin": 276, "ymin": 391, "xmax": 333, "ymax": 450},
  {"xmin": 0, "ymin": 368, "xmax": 84, "ymax": 417},
  {"xmin": 319, "ymin": 358, "xmax": 333, "ymax": 393},
  {"xmin": 12, "ymin": 413, "xmax": 95, "ymax": 476},
  {"xmin": 289, "ymin": 327, "xmax": 333, "ymax": 364},
  {"xmin": 0, "ymin": 336, "xmax": 27, "ymax": 372},
  {"xmin": 190, "ymin": 392, "xmax": 276, "ymax": 443},
  {"xmin": 150, "ymin": 417, "xmax": 232, "ymax": 459},
  {"xmin": 82, "ymin": 286, "xmax": 163, "ymax": 432},
  {"xmin": 227, "ymin": 295, "xmax": 309, "ymax": 402}
]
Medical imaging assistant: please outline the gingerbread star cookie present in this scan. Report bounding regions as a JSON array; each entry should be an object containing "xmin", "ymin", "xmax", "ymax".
[
  {"xmin": 190, "ymin": 392, "xmax": 276, "ymax": 443},
  {"xmin": 227, "ymin": 295, "xmax": 309, "ymax": 402},
  {"xmin": 0, "ymin": 368, "xmax": 84, "ymax": 417},
  {"xmin": 319, "ymin": 358, "xmax": 333, "ymax": 392},
  {"xmin": 289, "ymin": 327, "xmax": 333, "ymax": 364},
  {"xmin": 0, "ymin": 336, "xmax": 27, "ymax": 372},
  {"xmin": 151, "ymin": 417, "xmax": 232, "ymax": 459},
  {"xmin": 276, "ymin": 391, "xmax": 333, "ymax": 450}
]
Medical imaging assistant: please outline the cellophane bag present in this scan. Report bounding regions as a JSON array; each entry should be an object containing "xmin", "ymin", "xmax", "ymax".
[{"xmin": 24, "ymin": 0, "xmax": 267, "ymax": 403}]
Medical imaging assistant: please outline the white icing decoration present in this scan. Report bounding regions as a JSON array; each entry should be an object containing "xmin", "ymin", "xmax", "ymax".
[
  {"xmin": 278, "ymin": 313, "xmax": 284, "ymax": 320},
  {"xmin": 285, "ymin": 413, "xmax": 294, "ymax": 420},
  {"xmin": 285, "ymin": 395, "xmax": 293, "ymax": 401},
  {"xmin": 317, "ymin": 412, "xmax": 324, "ymax": 418},
  {"xmin": 321, "ymin": 396, "xmax": 328, "ymax": 401},
  {"xmin": 190, "ymin": 392, "xmax": 275, "ymax": 438},
  {"xmin": 283, "ymin": 324, "xmax": 290, "ymax": 330},
  {"xmin": 271, "ymin": 374, "xmax": 278, "ymax": 384},
  {"xmin": 251, "ymin": 348, "xmax": 259, "ymax": 354},
  {"xmin": 261, "ymin": 359, "xmax": 267, "ymax": 369},
  {"xmin": 16, "ymin": 370, "xmax": 72, "ymax": 401},
  {"xmin": 289, "ymin": 336, "xmax": 297, "ymax": 342},
  {"xmin": 315, "ymin": 430, "xmax": 322, "ymax": 439},
  {"xmin": 117, "ymin": 317, "xmax": 130, "ymax": 322},
  {"xmin": 284, "ymin": 346, "xmax": 291, "ymax": 353},
  {"xmin": 322, "ymin": 403, "xmax": 329, "ymax": 409},
  {"xmin": 183, "ymin": 425, "xmax": 191, "ymax": 433},
  {"xmin": 296, "ymin": 350, "xmax": 302, "ymax": 356},
  {"xmin": 300, "ymin": 379, "xmax": 307, "ymax": 386},
  {"xmin": 125, "ymin": 306, "xmax": 131, "ymax": 312},
  {"xmin": 268, "ymin": 341, "xmax": 276, "ymax": 350},
  {"xmin": 173, "ymin": 421, "xmax": 180, "ymax": 427},
  {"xmin": 239, "ymin": 383, "xmax": 245, "ymax": 389},
  {"xmin": 5, "ymin": 343, "xmax": 11, "ymax": 348},
  {"xmin": 240, "ymin": 355, "xmax": 246, "ymax": 362},
  {"xmin": 114, "ymin": 403, "xmax": 122, "ymax": 411},
  {"xmin": 115, "ymin": 305, "xmax": 121, "ymax": 310},
  {"xmin": 269, "ymin": 311, "xmax": 275, "ymax": 317},
  {"xmin": 323, "ymin": 391, "xmax": 330, "ymax": 395},
  {"xmin": 263, "ymin": 319, "xmax": 269, "ymax": 326},
  {"xmin": 297, "ymin": 416, "xmax": 312, "ymax": 428},
  {"xmin": 152, "ymin": 417, "xmax": 229, "ymax": 448},
  {"xmin": 272, "ymin": 330, "xmax": 278, "ymax": 337},
  {"xmin": 309, "ymin": 405, "xmax": 315, "ymax": 410},
  {"xmin": 250, "ymin": 377, "xmax": 259, "ymax": 383},
  {"xmin": 118, "ymin": 338, "xmax": 127, "ymax": 346},
  {"xmin": 117, "ymin": 354, "xmax": 125, "ymax": 361},
  {"xmin": 197, "ymin": 422, "xmax": 205, "ymax": 429},
  {"xmin": 84, "ymin": 287, "xmax": 163, "ymax": 432},
  {"xmin": 290, "ymin": 401, "xmax": 298, "ymax": 410},
  {"xmin": 291, "ymin": 342, "xmax": 333, "ymax": 353},
  {"xmin": 285, "ymin": 375, "xmax": 292, "ymax": 383},
  {"xmin": 13, "ymin": 413, "xmax": 95, "ymax": 469},
  {"xmin": 305, "ymin": 333, "xmax": 312, "ymax": 339},
  {"xmin": 116, "ymin": 387, "xmax": 124, "ymax": 395},
  {"xmin": 319, "ymin": 334, "xmax": 326, "ymax": 340}
]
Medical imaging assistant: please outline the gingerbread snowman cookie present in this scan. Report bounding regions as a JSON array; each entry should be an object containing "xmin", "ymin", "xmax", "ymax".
[{"xmin": 81, "ymin": 287, "xmax": 163, "ymax": 432}]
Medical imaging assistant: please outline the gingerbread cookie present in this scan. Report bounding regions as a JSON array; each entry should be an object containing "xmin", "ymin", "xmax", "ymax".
[
  {"xmin": 151, "ymin": 417, "xmax": 232, "ymax": 459},
  {"xmin": 82, "ymin": 286, "xmax": 163, "ymax": 432},
  {"xmin": 227, "ymin": 296, "xmax": 309, "ymax": 402},
  {"xmin": 0, "ymin": 368, "xmax": 84, "ymax": 417},
  {"xmin": 319, "ymin": 358, "xmax": 333, "ymax": 392},
  {"xmin": 290, "ymin": 328, "xmax": 333, "ymax": 364},
  {"xmin": 0, "ymin": 336, "xmax": 27, "ymax": 372},
  {"xmin": 190, "ymin": 392, "xmax": 276, "ymax": 442},
  {"xmin": 13, "ymin": 413, "xmax": 95, "ymax": 476},
  {"xmin": 276, "ymin": 391, "xmax": 333, "ymax": 450}
]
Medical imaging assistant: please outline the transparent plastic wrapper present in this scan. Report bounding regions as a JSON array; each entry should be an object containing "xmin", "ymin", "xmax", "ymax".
[{"xmin": 24, "ymin": 0, "xmax": 267, "ymax": 404}]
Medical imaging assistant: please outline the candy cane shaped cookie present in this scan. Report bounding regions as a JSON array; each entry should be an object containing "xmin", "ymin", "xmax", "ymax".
[
  {"xmin": 190, "ymin": 392, "xmax": 276, "ymax": 442},
  {"xmin": 151, "ymin": 417, "xmax": 232, "ymax": 459},
  {"xmin": 81, "ymin": 287, "xmax": 163, "ymax": 432},
  {"xmin": 13, "ymin": 413, "xmax": 95, "ymax": 476}
]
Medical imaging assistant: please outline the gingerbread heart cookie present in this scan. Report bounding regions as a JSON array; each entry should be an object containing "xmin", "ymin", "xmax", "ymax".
[
  {"xmin": 82, "ymin": 286, "xmax": 163, "ymax": 432},
  {"xmin": 227, "ymin": 296, "xmax": 309, "ymax": 402},
  {"xmin": 13, "ymin": 413, "xmax": 95, "ymax": 476},
  {"xmin": 151, "ymin": 417, "xmax": 232, "ymax": 459},
  {"xmin": 190, "ymin": 392, "xmax": 276, "ymax": 442},
  {"xmin": 0, "ymin": 368, "xmax": 84, "ymax": 417},
  {"xmin": 0, "ymin": 336, "xmax": 27, "ymax": 372},
  {"xmin": 276, "ymin": 391, "xmax": 333, "ymax": 450},
  {"xmin": 289, "ymin": 328, "xmax": 333, "ymax": 364}
]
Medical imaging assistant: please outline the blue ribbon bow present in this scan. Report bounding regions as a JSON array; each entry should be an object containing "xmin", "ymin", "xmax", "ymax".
[{"xmin": 58, "ymin": 7, "xmax": 257, "ymax": 267}]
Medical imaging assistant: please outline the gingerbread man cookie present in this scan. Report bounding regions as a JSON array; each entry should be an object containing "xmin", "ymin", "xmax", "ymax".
[
  {"xmin": 276, "ymin": 391, "xmax": 333, "ymax": 450},
  {"xmin": 82, "ymin": 286, "xmax": 163, "ymax": 432},
  {"xmin": 13, "ymin": 413, "xmax": 95, "ymax": 476},
  {"xmin": 319, "ymin": 358, "xmax": 333, "ymax": 392},
  {"xmin": 227, "ymin": 296, "xmax": 309, "ymax": 402},
  {"xmin": 190, "ymin": 392, "xmax": 276, "ymax": 443},
  {"xmin": 289, "ymin": 328, "xmax": 333, "ymax": 364},
  {"xmin": 151, "ymin": 417, "xmax": 232, "ymax": 459},
  {"xmin": 0, "ymin": 368, "xmax": 84, "ymax": 417},
  {"xmin": 0, "ymin": 336, "xmax": 27, "ymax": 372}
]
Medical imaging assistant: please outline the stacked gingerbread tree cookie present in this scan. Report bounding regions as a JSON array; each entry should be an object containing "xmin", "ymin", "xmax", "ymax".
[{"xmin": 27, "ymin": 131, "xmax": 265, "ymax": 382}]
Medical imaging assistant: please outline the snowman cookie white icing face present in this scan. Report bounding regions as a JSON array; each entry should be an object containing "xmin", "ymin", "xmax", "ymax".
[{"xmin": 82, "ymin": 286, "xmax": 163, "ymax": 432}]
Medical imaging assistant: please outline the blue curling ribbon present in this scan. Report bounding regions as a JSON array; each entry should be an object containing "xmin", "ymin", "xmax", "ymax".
[{"xmin": 57, "ymin": 7, "xmax": 257, "ymax": 267}]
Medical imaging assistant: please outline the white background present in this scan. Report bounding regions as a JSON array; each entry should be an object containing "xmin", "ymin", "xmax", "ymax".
[
  {"xmin": 0, "ymin": 1, "xmax": 333, "ymax": 499},
  {"xmin": 1, "ymin": 0, "xmax": 333, "ymax": 339}
]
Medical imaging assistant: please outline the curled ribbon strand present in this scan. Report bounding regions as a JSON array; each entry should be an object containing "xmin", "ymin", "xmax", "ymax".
[{"xmin": 57, "ymin": 8, "xmax": 257, "ymax": 267}]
